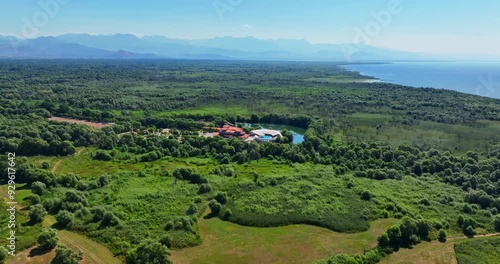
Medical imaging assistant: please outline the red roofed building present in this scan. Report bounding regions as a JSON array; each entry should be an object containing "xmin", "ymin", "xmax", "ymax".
[{"xmin": 217, "ymin": 125, "xmax": 248, "ymax": 139}]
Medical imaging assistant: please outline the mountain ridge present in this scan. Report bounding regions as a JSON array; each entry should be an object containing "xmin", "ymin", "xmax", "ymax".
[{"xmin": 1, "ymin": 33, "xmax": 438, "ymax": 61}]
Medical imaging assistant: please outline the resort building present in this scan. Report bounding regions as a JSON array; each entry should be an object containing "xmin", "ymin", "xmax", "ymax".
[
  {"xmin": 207, "ymin": 125, "xmax": 282, "ymax": 142},
  {"xmin": 217, "ymin": 125, "xmax": 249, "ymax": 139},
  {"xmin": 249, "ymin": 129, "xmax": 282, "ymax": 142}
]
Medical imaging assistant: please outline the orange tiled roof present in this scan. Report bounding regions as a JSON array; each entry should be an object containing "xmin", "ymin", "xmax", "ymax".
[{"xmin": 217, "ymin": 125, "xmax": 249, "ymax": 139}]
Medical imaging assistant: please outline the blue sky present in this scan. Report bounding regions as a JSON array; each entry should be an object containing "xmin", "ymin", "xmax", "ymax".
[{"xmin": 1, "ymin": 0, "xmax": 500, "ymax": 55}]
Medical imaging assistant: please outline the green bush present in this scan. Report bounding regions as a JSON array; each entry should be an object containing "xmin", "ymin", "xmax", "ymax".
[
  {"xmin": 38, "ymin": 228, "xmax": 58, "ymax": 250},
  {"xmin": 198, "ymin": 183, "xmax": 212, "ymax": 194},
  {"xmin": 31, "ymin": 181, "xmax": 47, "ymax": 196},
  {"xmin": 29, "ymin": 204, "xmax": 47, "ymax": 223},
  {"xmin": 438, "ymin": 229, "xmax": 447, "ymax": 242},
  {"xmin": 28, "ymin": 194, "xmax": 41, "ymax": 205},
  {"xmin": 494, "ymin": 215, "xmax": 500, "ymax": 232},
  {"xmin": 208, "ymin": 199, "xmax": 222, "ymax": 215},
  {"xmin": 361, "ymin": 190, "xmax": 372, "ymax": 201},
  {"xmin": 94, "ymin": 150, "xmax": 113, "ymax": 161},
  {"xmin": 464, "ymin": 225, "xmax": 476, "ymax": 237},
  {"xmin": 51, "ymin": 245, "xmax": 81, "ymax": 264},
  {"xmin": 186, "ymin": 203, "xmax": 197, "ymax": 215},
  {"xmin": 165, "ymin": 221, "xmax": 174, "ymax": 231},
  {"xmin": 101, "ymin": 211, "xmax": 120, "ymax": 228},
  {"xmin": 223, "ymin": 208, "xmax": 233, "ymax": 220},
  {"xmin": 43, "ymin": 197, "xmax": 62, "ymax": 214},
  {"xmin": 455, "ymin": 237, "xmax": 500, "ymax": 264},
  {"xmin": 56, "ymin": 210, "xmax": 75, "ymax": 228},
  {"xmin": 41, "ymin": 161, "xmax": 50, "ymax": 169},
  {"xmin": 214, "ymin": 192, "xmax": 227, "ymax": 204},
  {"xmin": 126, "ymin": 239, "xmax": 172, "ymax": 264}
]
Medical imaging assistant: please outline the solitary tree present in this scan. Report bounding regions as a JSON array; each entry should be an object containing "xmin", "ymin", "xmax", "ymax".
[
  {"xmin": 198, "ymin": 183, "xmax": 212, "ymax": 194},
  {"xmin": 377, "ymin": 232, "xmax": 391, "ymax": 247},
  {"xmin": 399, "ymin": 217, "xmax": 418, "ymax": 245},
  {"xmin": 38, "ymin": 228, "xmax": 58, "ymax": 250},
  {"xmin": 31, "ymin": 181, "xmax": 47, "ymax": 195},
  {"xmin": 56, "ymin": 210, "xmax": 75, "ymax": 228},
  {"xmin": 51, "ymin": 245, "xmax": 81, "ymax": 264},
  {"xmin": 387, "ymin": 225, "xmax": 402, "ymax": 247},
  {"xmin": 361, "ymin": 190, "xmax": 372, "ymax": 201},
  {"xmin": 126, "ymin": 239, "xmax": 172, "ymax": 264},
  {"xmin": 29, "ymin": 204, "xmax": 47, "ymax": 223},
  {"xmin": 100, "ymin": 211, "xmax": 120, "ymax": 228},
  {"xmin": 494, "ymin": 215, "xmax": 500, "ymax": 232},
  {"xmin": 438, "ymin": 229, "xmax": 447, "ymax": 242},
  {"xmin": 28, "ymin": 194, "xmax": 41, "ymax": 205},
  {"xmin": 464, "ymin": 225, "xmax": 475, "ymax": 238},
  {"xmin": 208, "ymin": 199, "xmax": 222, "ymax": 215},
  {"xmin": 41, "ymin": 161, "xmax": 50, "ymax": 169},
  {"xmin": 223, "ymin": 208, "xmax": 233, "ymax": 220},
  {"xmin": 457, "ymin": 215, "xmax": 465, "ymax": 227},
  {"xmin": 186, "ymin": 203, "xmax": 197, "ymax": 215},
  {"xmin": 159, "ymin": 235, "xmax": 173, "ymax": 248},
  {"xmin": 214, "ymin": 192, "xmax": 227, "ymax": 204}
]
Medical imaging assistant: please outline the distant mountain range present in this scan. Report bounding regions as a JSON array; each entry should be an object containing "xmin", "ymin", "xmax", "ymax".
[{"xmin": 0, "ymin": 33, "xmax": 436, "ymax": 61}]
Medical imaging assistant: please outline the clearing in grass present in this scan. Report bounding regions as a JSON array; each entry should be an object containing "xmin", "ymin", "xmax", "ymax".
[{"xmin": 170, "ymin": 211, "xmax": 397, "ymax": 264}]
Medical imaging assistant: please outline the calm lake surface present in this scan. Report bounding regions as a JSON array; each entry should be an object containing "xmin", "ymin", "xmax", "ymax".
[{"xmin": 342, "ymin": 62, "xmax": 500, "ymax": 99}]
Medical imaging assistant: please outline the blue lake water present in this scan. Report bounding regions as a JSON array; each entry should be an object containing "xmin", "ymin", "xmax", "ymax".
[{"xmin": 342, "ymin": 62, "xmax": 500, "ymax": 99}]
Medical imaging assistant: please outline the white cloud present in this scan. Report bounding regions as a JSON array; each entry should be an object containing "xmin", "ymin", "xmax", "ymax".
[{"xmin": 243, "ymin": 24, "xmax": 253, "ymax": 29}]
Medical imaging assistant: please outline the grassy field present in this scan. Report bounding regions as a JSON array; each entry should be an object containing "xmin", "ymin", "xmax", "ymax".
[
  {"xmin": 1, "ymin": 182, "xmax": 120, "ymax": 264},
  {"xmin": 22, "ymin": 149, "xmax": 496, "ymax": 261},
  {"xmin": 379, "ymin": 241, "xmax": 457, "ymax": 264},
  {"xmin": 57, "ymin": 230, "xmax": 121, "ymax": 264},
  {"xmin": 168, "ymin": 105, "xmax": 250, "ymax": 117},
  {"xmin": 45, "ymin": 215, "xmax": 121, "ymax": 264},
  {"xmin": 29, "ymin": 148, "xmax": 222, "ymax": 178},
  {"xmin": 379, "ymin": 234, "xmax": 500, "ymax": 264},
  {"xmin": 170, "ymin": 211, "xmax": 397, "ymax": 264},
  {"xmin": 354, "ymin": 176, "xmax": 470, "ymax": 236},
  {"xmin": 29, "ymin": 147, "xmax": 142, "ymax": 177},
  {"xmin": 7, "ymin": 214, "xmax": 121, "ymax": 264},
  {"xmin": 337, "ymin": 113, "xmax": 500, "ymax": 154},
  {"xmin": 454, "ymin": 236, "xmax": 500, "ymax": 264},
  {"xmin": 0, "ymin": 185, "xmax": 42, "ymax": 251},
  {"xmin": 7, "ymin": 237, "xmax": 120, "ymax": 264},
  {"xmin": 2, "ymin": 58, "xmax": 500, "ymax": 264},
  {"xmin": 6, "ymin": 246, "xmax": 57, "ymax": 264}
]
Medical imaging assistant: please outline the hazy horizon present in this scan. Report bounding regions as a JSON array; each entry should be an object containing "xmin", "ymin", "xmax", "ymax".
[{"xmin": 2, "ymin": 0, "xmax": 500, "ymax": 58}]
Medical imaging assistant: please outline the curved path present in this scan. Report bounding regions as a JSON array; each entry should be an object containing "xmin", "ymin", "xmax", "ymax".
[
  {"xmin": 44, "ymin": 215, "xmax": 120, "ymax": 264},
  {"xmin": 51, "ymin": 160, "xmax": 63, "ymax": 173},
  {"xmin": 1, "ymin": 183, "xmax": 120, "ymax": 264},
  {"xmin": 50, "ymin": 147, "xmax": 85, "ymax": 174}
]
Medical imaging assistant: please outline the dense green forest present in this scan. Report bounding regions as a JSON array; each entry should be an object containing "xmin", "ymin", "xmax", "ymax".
[{"xmin": 1, "ymin": 60, "xmax": 500, "ymax": 264}]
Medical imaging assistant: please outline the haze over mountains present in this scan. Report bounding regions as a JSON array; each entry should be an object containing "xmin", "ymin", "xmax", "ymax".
[{"xmin": 1, "ymin": 33, "xmax": 435, "ymax": 61}]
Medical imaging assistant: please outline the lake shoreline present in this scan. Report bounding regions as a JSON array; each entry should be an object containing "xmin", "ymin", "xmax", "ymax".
[{"xmin": 339, "ymin": 62, "xmax": 500, "ymax": 99}]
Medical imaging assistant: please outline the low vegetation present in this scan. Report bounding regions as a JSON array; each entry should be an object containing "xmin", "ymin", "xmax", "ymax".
[
  {"xmin": 455, "ymin": 236, "xmax": 500, "ymax": 264},
  {"xmin": 1, "ymin": 60, "xmax": 500, "ymax": 263}
]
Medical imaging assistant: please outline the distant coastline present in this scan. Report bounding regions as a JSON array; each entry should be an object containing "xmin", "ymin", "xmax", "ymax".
[{"xmin": 339, "ymin": 61, "xmax": 500, "ymax": 99}]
